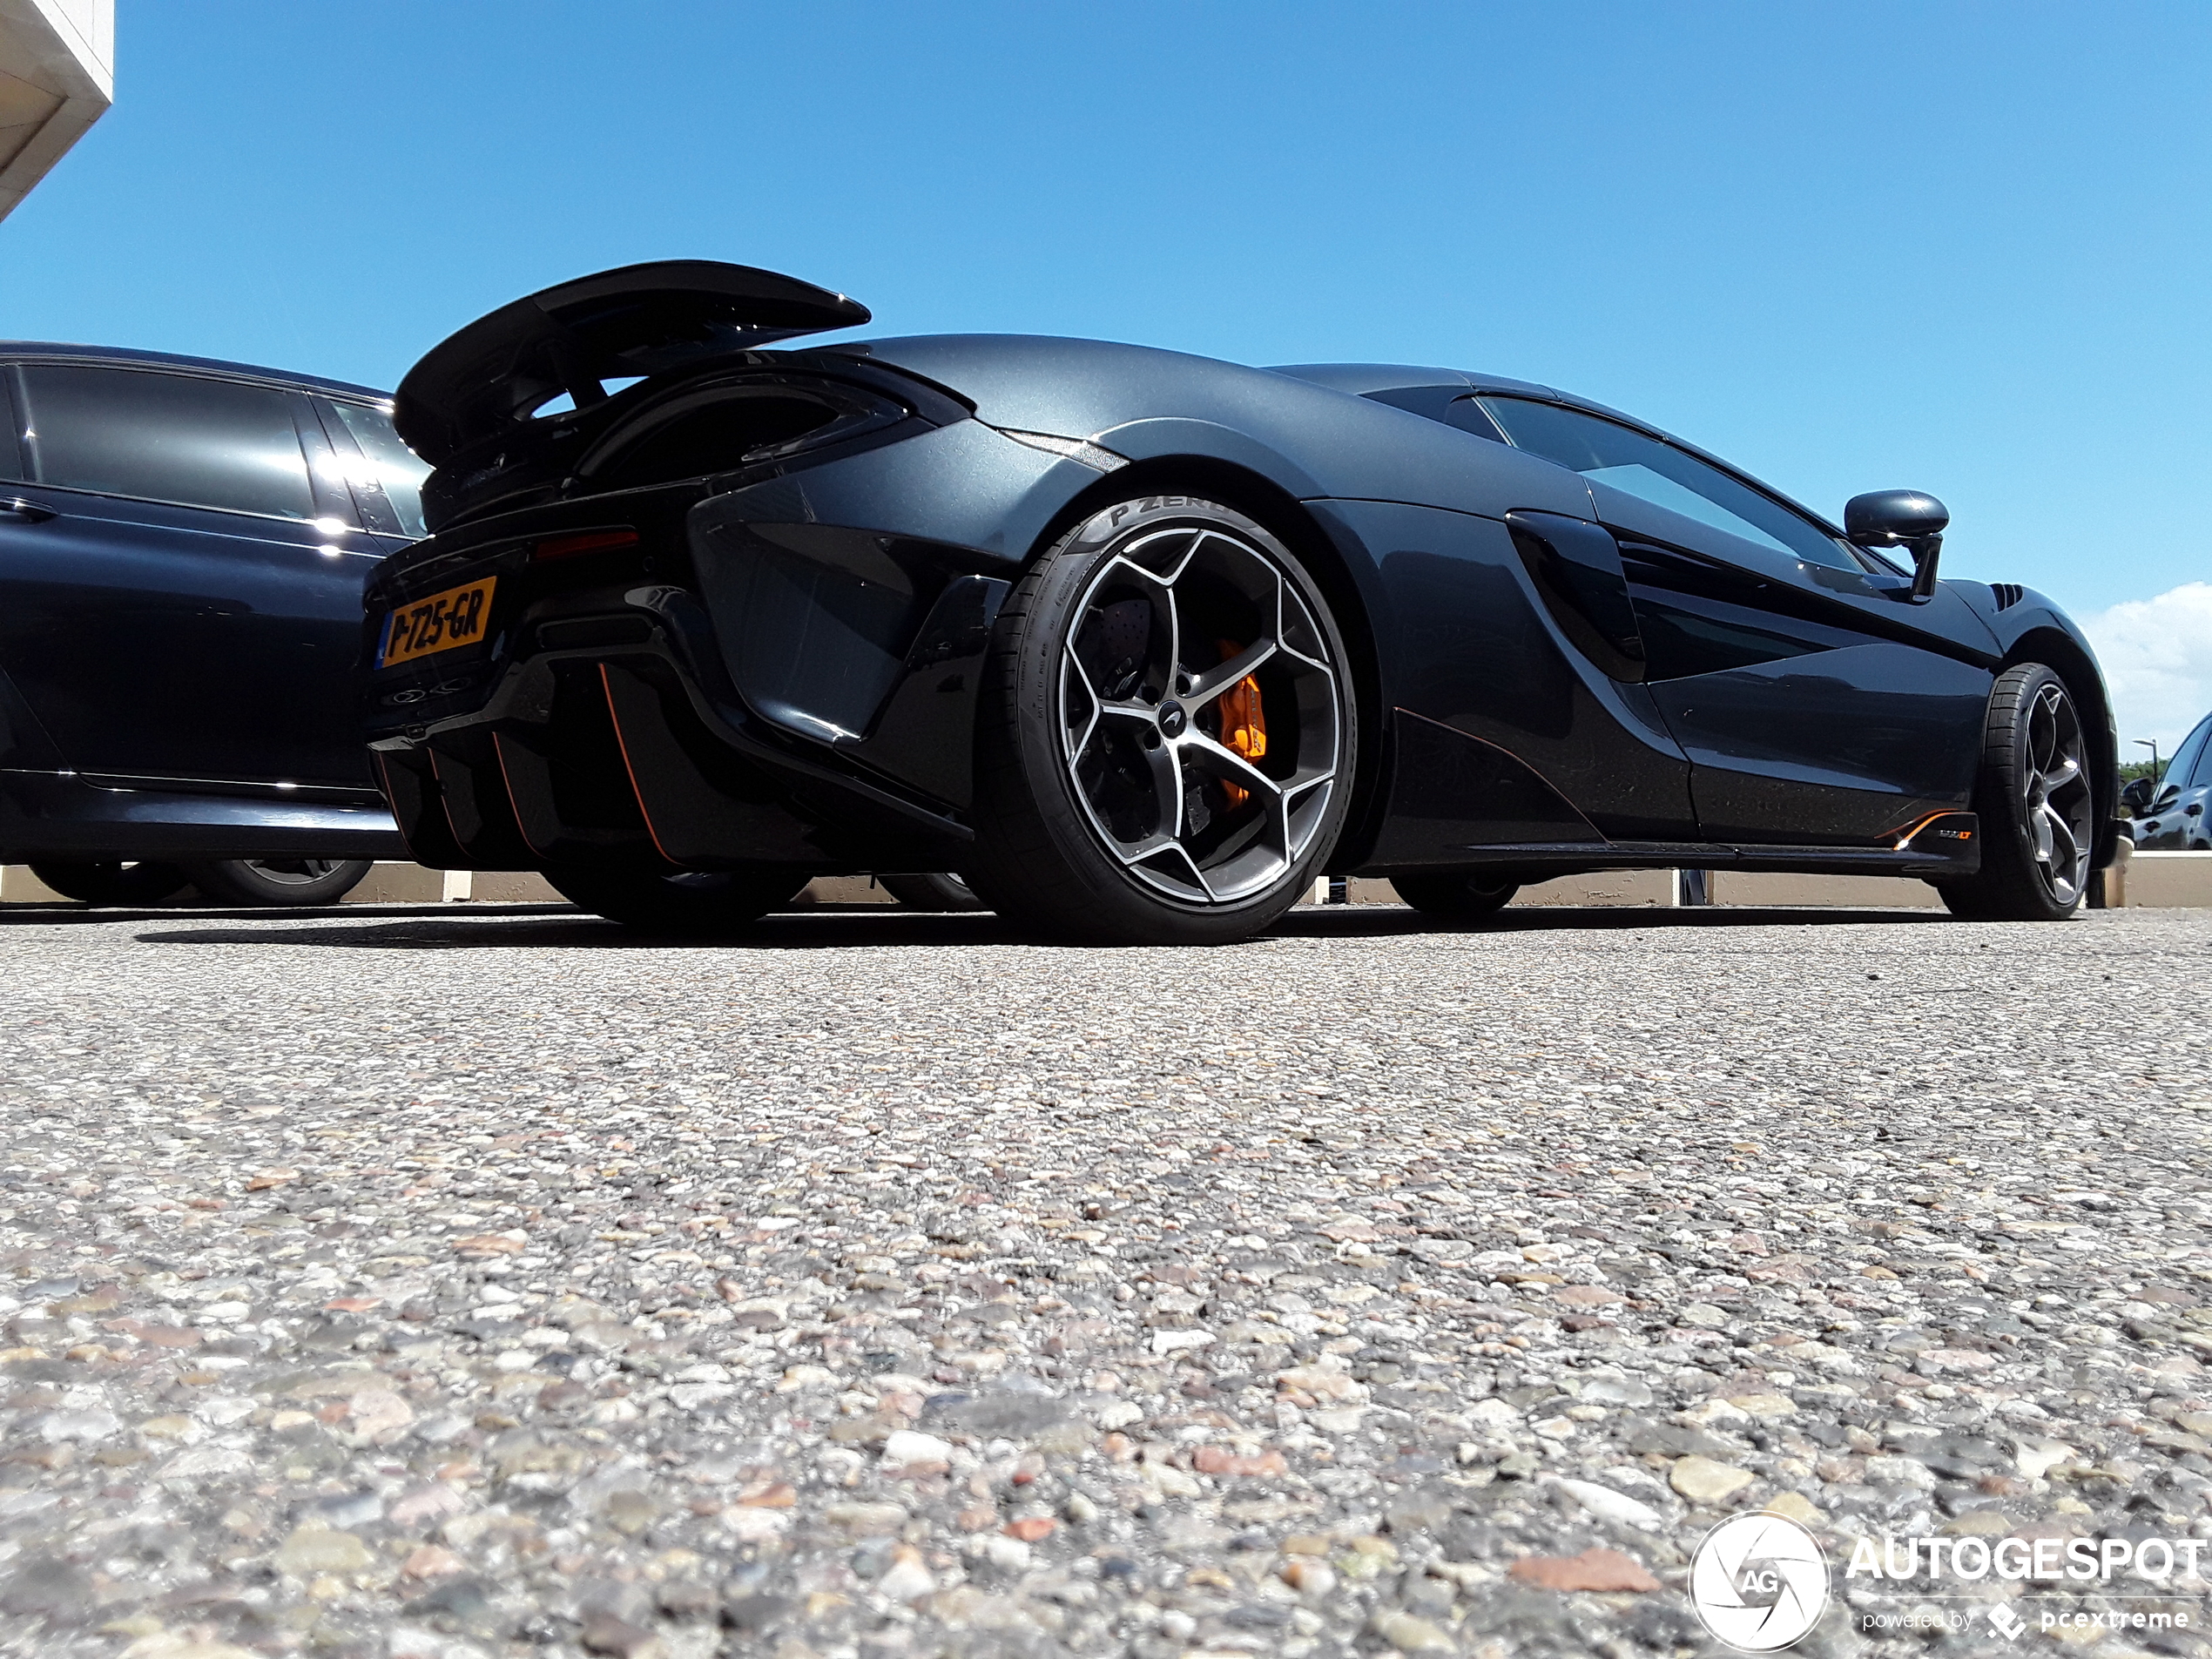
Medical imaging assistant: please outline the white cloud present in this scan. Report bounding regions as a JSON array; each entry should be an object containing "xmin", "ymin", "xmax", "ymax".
[{"xmin": 2081, "ymin": 581, "xmax": 2212, "ymax": 755}]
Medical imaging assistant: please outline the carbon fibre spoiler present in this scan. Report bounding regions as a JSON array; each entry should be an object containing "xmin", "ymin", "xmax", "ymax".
[{"xmin": 393, "ymin": 260, "xmax": 869, "ymax": 465}]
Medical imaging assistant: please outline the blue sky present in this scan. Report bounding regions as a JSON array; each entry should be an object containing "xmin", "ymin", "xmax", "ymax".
[{"xmin": 3, "ymin": 3, "xmax": 2206, "ymax": 742}]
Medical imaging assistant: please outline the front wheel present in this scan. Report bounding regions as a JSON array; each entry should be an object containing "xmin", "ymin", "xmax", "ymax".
[
  {"xmin": 1392, "ymin": 872, "xmax": 1521, "ymax": 921},
  {"xmin": 968, "ymin": 496, "xmax": 1357, "ymax": 944},
  {"xmin": 1938, "ymin": 664, "xmax": 2096, "ymax": 921},
  {"xmin": 181, "ymin": 859, "xmax": 372, "ymax": 907},
  {"xmin": 28, "ymin": 860, "xmax": 192, "ymax": 906},
  {"xmin": 544, "ymin": 861, "xmax": 809, "ymax": 935}
]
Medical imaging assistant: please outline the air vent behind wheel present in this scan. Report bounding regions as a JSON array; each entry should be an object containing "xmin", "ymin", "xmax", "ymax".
[{"xmin": 1992, "ymin": 583, "xmax": 2024, "ymax": 610}]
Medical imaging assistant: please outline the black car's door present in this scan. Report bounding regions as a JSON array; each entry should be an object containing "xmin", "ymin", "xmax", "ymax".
[
  {"xmin": 0, "ymin": 361, "xmax": 389, "ymax": 787},
  {"xmin": 1475, "ymin": 395, "xmax": 2000, "ymax": 846}
]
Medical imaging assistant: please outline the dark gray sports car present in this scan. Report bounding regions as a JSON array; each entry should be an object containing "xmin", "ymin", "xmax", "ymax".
[{"xmin": 363, "ymin": 261, "xmax": 2118, "ymax": 942}]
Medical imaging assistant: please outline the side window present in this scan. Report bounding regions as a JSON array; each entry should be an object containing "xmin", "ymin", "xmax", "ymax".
[
  {"xmin": 2170, "ymin": 717, "xmax": 2212, "ymax": 790},
  {"xmin": 327, "ymin": 400, "xmax": 432, "ymax": 539},
  {"xmin": 1478, "ymin": 395, "xmax": 1863, "ymax": 572},
  {"xmin": 19, "ymin": 364, "xmax": 315, "ymax": 521},
  {"xmin": 1363, "ymin": 386, "xmax": 1508, "ymax": 442}
]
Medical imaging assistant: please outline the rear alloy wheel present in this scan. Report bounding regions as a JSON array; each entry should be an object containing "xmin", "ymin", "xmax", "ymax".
[
  {"xmin": 28, "ymin": 860, "xmax": 191, "ymax": 906},
  {"xmin": 184, "ymin": 859, "xmax": 373, "ymax": 907},
  {"xmin": 878, "ymin": 873, "xmax": 987, "ymax": 911},
  {"xmin": 1939, "ymin": 664, "xmax": 2096, "ymax": 921},
  {"xmin": 971, "ymin": 497, "xmax": 1355, "ymax": 944},
  {"xmin": 544, "ymin": 861, "xmax": 809, "ymax": 935},
  {"xmin": 1393, "ymin": 872, "xmax": 1521, "ymax": 921}
]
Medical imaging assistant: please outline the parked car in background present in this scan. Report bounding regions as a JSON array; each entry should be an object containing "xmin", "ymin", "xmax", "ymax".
[
  {"xmin": 2124, "ymin": 711, "xmax": 2212, "ymax": 849},
  {"xmin": 363, "ymin": 260, "xmax": 2120, "ymax": 942},
  {"xmin": 0, "ymin": 343, "xmax": 420, "ymax": 903}
]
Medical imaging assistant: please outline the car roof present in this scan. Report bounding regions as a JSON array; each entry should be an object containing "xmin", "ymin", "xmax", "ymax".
[{"xmin": 0, "ymin": 340, "xmax": 392, "ymax": 403}]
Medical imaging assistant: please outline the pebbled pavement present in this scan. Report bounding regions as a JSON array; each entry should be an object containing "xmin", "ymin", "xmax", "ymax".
[{"xmin": 0, "ymin": 901, "xmax": 2207, "ymax": 1659}]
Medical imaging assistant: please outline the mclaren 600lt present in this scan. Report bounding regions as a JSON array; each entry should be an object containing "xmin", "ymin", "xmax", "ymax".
[{"xmin": 363, "ymin": 262, "xmax": 2118, "ymax": 942}]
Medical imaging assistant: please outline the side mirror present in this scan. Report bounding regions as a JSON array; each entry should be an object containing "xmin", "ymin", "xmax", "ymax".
[
  {"xmin": 1845, "ymin": 489, "xmax": 1949, "ymax": 601},
  {"xmin": 2121, "ymin": 777, "xmax": 2155, "ymax": 813}
]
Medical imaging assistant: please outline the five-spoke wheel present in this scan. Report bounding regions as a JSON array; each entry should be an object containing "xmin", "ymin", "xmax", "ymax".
[
  {"xmin": 971, "ymin": 497, "xmax": 1356, "ymax": 944},
  {"xmin": 1939, "ymin": 663, "xmax": 2099, "ymax": 921}
]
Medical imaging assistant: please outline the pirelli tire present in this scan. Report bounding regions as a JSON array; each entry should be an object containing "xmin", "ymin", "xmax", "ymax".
[
  {"xmin": 1938, "ymin": 663, "xmax": 2098, "ymax": 922},
  {"xmin": 968, "ymin": 496, "xmax": 1358, "ymax": 945}
]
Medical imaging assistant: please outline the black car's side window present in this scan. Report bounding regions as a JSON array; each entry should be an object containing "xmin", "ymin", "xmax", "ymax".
[
  {"xmin": 2169, "ymin": 717, "xmax": 2212, "ymax": 792},
  {"xmin": 1478, "ymin": 396, "xmax": 1865, "ymax": 574},
  {"xmin": 18, "ymin": 365, "xmax": 317, "ymax": 522}
]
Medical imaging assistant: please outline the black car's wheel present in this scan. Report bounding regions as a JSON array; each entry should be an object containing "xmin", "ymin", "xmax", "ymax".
[
  {"xmin": 1938, "ymin": 664, "xmax": 2096, "ymax": 921},
  {"xmin": 184, "ymin": 859, "xmax": 373, "ymax": 907},
  {"xmin": 878, "ymin": 873, "xmax": 987, "ymax": 911},
  {"xmin": 28, "ymin": 860, "xmax": 192, "ymax": 906},
  {"xmin": 1393, "ymin": 873, "xmax": 1521, "ymax": 921},
  {"xmin": 971, "ymin": 496, "xmax": 1356, "ymax": 945},
  {"xmin": 544, "ymin": 861, "xmax": 809, "ymax": 935}
]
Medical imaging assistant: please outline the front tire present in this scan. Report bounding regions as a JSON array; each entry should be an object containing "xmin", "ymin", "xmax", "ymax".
[
  {"xmin": 1393, "ymin": 872, "xmax": 1521, "ymax": 921},
  {"xmin": 1938, "ymin": 664, "xmax": 2095, "ymax": 921},
  {"xmin": 544, "ymin": 860, "xmax": 809, "ymax": 935},
  {"xmin": 28, "ymin": 860, "xmax": 192, "ymax": 906},
  {"xmin": 969, "ymin": 496, "xmax": 1357, "ymax": 945},
  {"xmin": 181, "ymin": 859, "xmax": 372, "ymax": 907}
]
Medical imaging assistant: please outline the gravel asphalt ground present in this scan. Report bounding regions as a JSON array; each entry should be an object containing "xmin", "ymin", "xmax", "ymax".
[{"xmin": 0, "ymin": 900, "xmax": 2208, "ymax": 1659}]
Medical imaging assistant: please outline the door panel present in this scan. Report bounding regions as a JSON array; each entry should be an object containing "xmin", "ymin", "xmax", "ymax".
[
  {"xmin": 1470, "ymin": 397, "xmax": 1995, "ymax": 846},
  {"xmin": 1648, "ymin": 641, "xmax": 1991, "ymax": 843},
  {"xmin": 0, "ymin": 487, "xmax": 381, "ymax": 785}
]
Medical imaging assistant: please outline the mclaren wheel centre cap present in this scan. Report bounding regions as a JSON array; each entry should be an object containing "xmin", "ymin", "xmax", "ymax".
[{"xmin": 1157, "ymin": 700, "xmax": 1188, "ymax": 738}]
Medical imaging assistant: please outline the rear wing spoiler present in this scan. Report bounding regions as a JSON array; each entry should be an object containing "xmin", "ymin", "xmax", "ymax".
[{"xmin": 394, "ymin": 260, "xmax": 869, "ymax": 465}]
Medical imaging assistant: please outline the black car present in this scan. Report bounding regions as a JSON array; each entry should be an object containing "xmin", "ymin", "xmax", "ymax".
[
  {"xmin": 0, "ymin": 344, "xmax": 415, "ymax": 904},
  {"xmin": 2124, "ymin": 711, "xmax": 2212, "ymax": 850},
  {"xmin": 363, "ymin": 261, "xmax": 2119, "ymax": 943}
]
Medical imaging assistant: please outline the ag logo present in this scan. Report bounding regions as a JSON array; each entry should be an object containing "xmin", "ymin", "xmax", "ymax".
[{"xmin": 1689, "ymin": 1513, "xmax": 1831, "ymax": 1651}]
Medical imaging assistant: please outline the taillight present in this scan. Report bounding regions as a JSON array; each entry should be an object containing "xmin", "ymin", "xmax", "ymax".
[{"xmin": 533, "ymin": 528, "xmax": 639, "ymax": 562}]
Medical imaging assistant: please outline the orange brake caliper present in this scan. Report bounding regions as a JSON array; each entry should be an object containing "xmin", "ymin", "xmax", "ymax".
[{"xmin": 1214, "ymin": 639, "xmax": 1267, "ymax": 808}]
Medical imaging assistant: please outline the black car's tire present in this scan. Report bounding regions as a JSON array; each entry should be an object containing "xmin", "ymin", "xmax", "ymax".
[
  {"xmin": 1393, "ymin": 873, "xmax": 1521, "ymax": 921},
  {"xmin": 970, "ymin": 496, "xmax": 1357, "ymax": 945},
  {"xmin": 878, "ymin": 873, "xmax": 987, "ymax": 911},
  {"xmin": 183, "ymin": 859, "xmax": 373, "ymax": 907},
  {"xmin": 28, "ymin": 860, "xmax": 192, "ymax": 906},
  {"xmin": 544, "ymin": 861, "xmax": 809, "ymax": 935},
  {"xmin": 1936, "ymin": 664, "xmax": 2096, "ymax": 922}
]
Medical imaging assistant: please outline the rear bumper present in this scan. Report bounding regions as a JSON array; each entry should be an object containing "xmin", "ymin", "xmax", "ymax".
[
  {"xmin": 0, "ymin": 769, "xmax": 403, "ymax": 861},
  {"xmin": 368, "ymin": 582, "xmax": 997, "ymax": 873}
]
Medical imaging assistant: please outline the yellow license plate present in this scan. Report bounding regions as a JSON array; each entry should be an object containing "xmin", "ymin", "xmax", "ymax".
[{"xmin": 378, "ymin": 577, "xmax": 496, "ymax": 668}]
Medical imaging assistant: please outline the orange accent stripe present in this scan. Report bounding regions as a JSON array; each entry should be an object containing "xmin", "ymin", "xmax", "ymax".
[
  {"xmin": 424, "ymin": 748, "xmax": 474, "ymax": 859},
  {"xmin": 599, "ymin": 664, "xmax": 680, "ymax": 867},
  {"xmin": 489, "ymin": 732, "xmax": 550, "ymax": 859},
  {"xmin": 1884, "ymin": 809, "xmax": 1961, "ymax": 848}
]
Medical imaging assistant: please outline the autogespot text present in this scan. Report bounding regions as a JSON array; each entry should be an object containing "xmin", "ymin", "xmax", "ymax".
[{"xmin": 1848, "ymin": 1532, "xmax": 2209, "ymax": 1584}]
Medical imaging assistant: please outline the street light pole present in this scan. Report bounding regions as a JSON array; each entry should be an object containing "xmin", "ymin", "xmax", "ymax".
[{"xmin": 2134, "ymin": 738, "xmax": 2161, "ymax": 783}]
